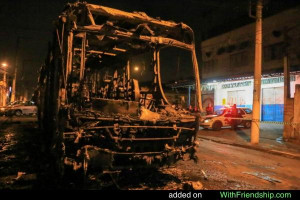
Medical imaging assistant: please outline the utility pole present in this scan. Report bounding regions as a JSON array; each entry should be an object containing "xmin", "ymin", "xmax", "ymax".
[
  {"xmin": 188, "ymin": 85, "xmax": 191, "ymax": 107},
  {"xmin": 283, "ymin": 27, "xmax": 293, "ymax": 140},
  {"xmin": 283, "ymin": 53, "xmax": 293, "ymax": 139},
  {"xmin": 3, "ymin": 69, "xmax": 7, "ymax": 106},
  {"xmin": 11, "ymin": 37, "xmax": 20, "ymax": 102},
  {"xmin": 11, "ymin": 67, "xmax": 17, "ymax": 102},
  {"xmin": 250, "ymin": 0, "xmax": 263, "ymax": 144}
]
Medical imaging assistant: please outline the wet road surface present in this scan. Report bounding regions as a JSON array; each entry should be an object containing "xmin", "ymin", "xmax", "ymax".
[
  {"xmin": 0, "ymin": 117, "xmax": 40, "ymax": 189},
  {"xmin": 0, "ymin": 117, "xmax": 299, "ymax": 190}
]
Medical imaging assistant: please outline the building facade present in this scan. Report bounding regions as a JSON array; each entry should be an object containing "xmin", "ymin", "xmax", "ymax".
[
  {"xmin": 201, "ymin": 6, "xmax": 300, "ymax": 81},
  {"xmin": 202, "ymin": 74, "xmax": 300, "ymax": 122},
  {"xmin": 200, "ymin": 6, "xmax": 300, "ymax": 122}
]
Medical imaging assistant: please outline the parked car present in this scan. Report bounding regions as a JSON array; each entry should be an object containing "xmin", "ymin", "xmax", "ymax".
[
  {"xmin": 200, "ymin": 106, "xmax": 252, "ymax": 130},
  {"xmin": 0, "ymin": 101, "xmax": 22, "ymax": 116},
  {"xmin": 5, "ymin": 101, "xmax": 37, "ymax": 116}
]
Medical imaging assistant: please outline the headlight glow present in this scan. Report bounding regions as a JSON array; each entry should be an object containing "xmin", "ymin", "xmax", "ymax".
[{"xmin": 204, "ymin": 119, "xmax": 211, "ymax": 123}]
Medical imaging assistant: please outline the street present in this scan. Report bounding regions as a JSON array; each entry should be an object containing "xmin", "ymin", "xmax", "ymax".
[
  {"xmin": 1, "ymin": 116, "xmax": 299, "ymax": 190},
  {"xmin": 184, "ymin": 137, "xmax": 300, "ymax": 190},
  {"xmin": 1, "ymin": 0, "xmax": 300, "ymax": 195}
]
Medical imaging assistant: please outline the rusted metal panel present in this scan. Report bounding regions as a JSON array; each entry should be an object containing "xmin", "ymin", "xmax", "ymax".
[
  {"xmin": 91, "ymin": 98, "xmax": 139, "ymax": 116},
  {"xmin": 79, "ymin": 32, "xmax": 86, "ymax": 81}
]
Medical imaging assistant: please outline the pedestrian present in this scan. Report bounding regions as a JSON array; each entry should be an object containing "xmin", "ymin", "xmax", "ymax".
[
  {"xmin": 189, "ymin": 105, "xmax": 193, "ymax": 112},
  {"xmin": 194, "ymin": 106, "xmax": 198, "ymax": 113},
  {"xmin": 206, "ymin": 103, "xmax": 213, "ymax": 115},
  {"xmin": 231, "ymin": 104, "xmax": 238, "ymax": 130}
]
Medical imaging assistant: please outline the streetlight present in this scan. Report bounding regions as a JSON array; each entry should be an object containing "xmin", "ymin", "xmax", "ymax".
[{"xmin": 2, "ymin": 63, "xmax": 7, "ymax": 67}]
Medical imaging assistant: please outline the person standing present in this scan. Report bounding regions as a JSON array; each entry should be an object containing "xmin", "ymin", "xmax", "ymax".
[
  {"xmin": 206, "ymin": 103, "xmax": 213, "ymax": 115},
  {"xmin": 189, "ymin": 105, "xmax": 193, "ymax": 112},
  {"xmin": 231, "ymin": 104, "xmax": 238, "ymax": 130},
  {"xmin": 194, "ymin": 106, "xmax": 198, "ymax": 113}
]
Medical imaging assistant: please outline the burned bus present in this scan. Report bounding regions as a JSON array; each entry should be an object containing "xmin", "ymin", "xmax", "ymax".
[{"xmin": 36, "ymin": 2, "xmax": 202, "ymax": 178}]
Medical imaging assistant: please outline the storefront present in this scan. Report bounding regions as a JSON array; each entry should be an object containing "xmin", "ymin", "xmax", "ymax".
[{"xmin": 202, "ymin": 74, "xmax": 300, "ymax": 122}]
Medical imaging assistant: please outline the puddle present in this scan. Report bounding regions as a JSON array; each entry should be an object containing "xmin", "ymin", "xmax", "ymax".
[
  {"xmin": 242, "ymin": 171, "xmax": 281, "ymax": 183},
  {"xmin": 276, "ymin": 137, "xmax": 284, "ymax": 144},
  {"xmin": 0, "ymin": 133, "xmax": 17, "ymax": 153}
]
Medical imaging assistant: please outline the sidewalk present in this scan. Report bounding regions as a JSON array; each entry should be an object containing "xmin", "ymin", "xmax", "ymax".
[
  {"xmin": 0, "ymin": 116, "xmax": 37, "ymax": 127},
  {"xmin": 198, "ymin": 123, "xmax": 300, "ymax": 160}
]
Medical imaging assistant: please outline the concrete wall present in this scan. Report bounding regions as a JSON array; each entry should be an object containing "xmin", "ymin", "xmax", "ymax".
[
  {"xmin": 283, "ymin": 97, "xmax": 294, "ymax": 140},
  {"xmin": 293, "ymin": 84, "xmax": 300, "ymax": 141},
  {"xmin": 201, "ymin": 6, "xmax": 300, "ymax": 81}
]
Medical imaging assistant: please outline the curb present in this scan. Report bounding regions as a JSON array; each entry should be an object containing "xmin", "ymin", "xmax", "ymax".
[{"xmin": 198, "ymin": 136, "xmax": 300, "ymax": 160}]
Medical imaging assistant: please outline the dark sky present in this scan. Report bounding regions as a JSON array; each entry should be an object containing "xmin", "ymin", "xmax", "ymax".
[{"xmin": 0, "ymin": 0, "xmax": 299, "ymax": 95}]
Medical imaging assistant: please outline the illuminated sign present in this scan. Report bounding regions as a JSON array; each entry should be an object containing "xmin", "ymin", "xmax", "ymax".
[
  {"xmin": 222, "ymin": 81, "xmax": 251, "ymax": 89},
  {"xmin": 221, "ymin": 75, "xmax": 295, "ymax": 89},
  {"xmin": 261, "ymin": 76, "xmax": 295, "ymax": 84}
]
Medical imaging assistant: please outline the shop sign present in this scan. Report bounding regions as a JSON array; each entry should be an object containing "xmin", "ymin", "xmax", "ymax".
[
  {"xmin": 262, "ymin": 75, "xmax": 295, "ymax": 85},
  {"xmin": 221, "ymin": 75, "xmax": 295, "ymax": 89},
  {"xmin": 222, "ymin": 81, "xmax": 251, "ymax": 89}
]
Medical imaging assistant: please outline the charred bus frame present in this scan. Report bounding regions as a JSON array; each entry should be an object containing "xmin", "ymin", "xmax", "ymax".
[{"xmin": 37, "ymin": 2, "xmax": 203, "ymax": 177}]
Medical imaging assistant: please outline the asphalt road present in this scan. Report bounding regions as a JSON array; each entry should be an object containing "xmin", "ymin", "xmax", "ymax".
[
  {"xmin": 0, "ymin": 117, "xmax": 299, "ymax": 190},
  {"xmin": 180, "ymin": 138, "xmax": 300, "ymax": 190}
]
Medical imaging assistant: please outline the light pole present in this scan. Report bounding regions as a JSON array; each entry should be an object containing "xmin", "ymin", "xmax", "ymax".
[
  {"xmin": 11, "ymin": 37, "xmax": 20, "ymax": 103},
  {"xmin": 12, "ymin": 36, "xmax": 29, "ymax": 102}
]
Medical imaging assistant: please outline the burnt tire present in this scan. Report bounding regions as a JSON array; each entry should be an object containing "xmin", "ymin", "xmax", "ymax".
[
  {"xmin": 244, "ymin": 121, "xmax": 251, "ymax": 129},
  {"xmin": 212, "ymin": 121, "xmax": 222, "ymax": 131}
]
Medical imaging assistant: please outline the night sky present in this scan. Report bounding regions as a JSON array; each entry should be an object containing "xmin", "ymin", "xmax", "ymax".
[{"xmin": 0, "ymin": 0, "xmax": 299, "ymax": 96}]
